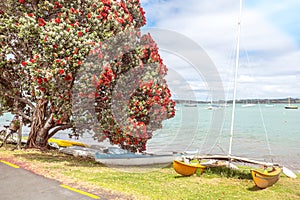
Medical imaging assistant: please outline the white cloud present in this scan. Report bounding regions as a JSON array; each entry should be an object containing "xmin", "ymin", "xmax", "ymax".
[
  {"xmin": 141, "ymin": 0, "xmax": 300, "ymax": 99},
  {"xmin": 238, "ymin": 75, "xmax": 255, "ymax": 83}
]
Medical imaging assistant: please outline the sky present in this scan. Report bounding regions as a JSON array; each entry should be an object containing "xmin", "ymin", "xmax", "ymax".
[{"xmin": 140, "ymin": 0, "xmax": 300, "ymax": 100}]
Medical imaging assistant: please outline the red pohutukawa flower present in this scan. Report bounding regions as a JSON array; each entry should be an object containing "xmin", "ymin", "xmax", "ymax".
[
  {"xmin": 54, "ymin": 2, "xmax": 62, "ymax": 9},
  {"xmin": 21, "ymin": 61, "xmax": 27, "ymax": 66},
  {"xmin": 58, "ymin": 69, "xmax": 64, "ymax": 74},
  {"xmin": 102, "ymin": 0, "xmax": 111, "ymax": 5},
  {"xmin": 64, "ymin": 73, "xmax": 73, "ymax": 81},
  {"xmin": 55, "ymin": 18, "xmax": 61, "ymax": 23},
  {"xmin": 117, "ymin": 18, "xmax": 125, "ymax": 24},
  {"xmin": 37, "ymin": 78, "xmax": 43, "ymax": 84},
  {"xmin": 43, "ymin": 35, "xmax": 48, "ymax": 42},
  {"xmin": 38, "ymin": 18, "xmax": 46, "ymax": 26}
]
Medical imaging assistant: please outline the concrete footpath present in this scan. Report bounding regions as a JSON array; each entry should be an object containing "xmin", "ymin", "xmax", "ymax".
[{"xmin": 0, "ymin": 160, "xmax": 100, "ymax": 200}]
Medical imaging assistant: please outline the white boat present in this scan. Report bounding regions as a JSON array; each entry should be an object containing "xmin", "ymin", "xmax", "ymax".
[
  {"xmin": 183, "ymin": 104, "xmax": 198, "ymax": 107},
  {"xmin": 95, "ymin": 152, "xmax": 180, "ymax": 166},
  {"xmin": 285, "ymin": 105, "xmax": 298, "ymax": 109},
  {"xmin": 241, "ymin": 103, "xmax": 256, "ymax": 108},
  {"xmin": 265, "ymin": 100, "xmax": 275, "ymax": 107},
  {"xmin": 206, "ymin": 104, "xmax": 220, "ymax": 110},
  {"xmin": 285, "ymin": 97, "xmax": 298, "ymax": 109},
  {"xmin": 183, "ymin": 99, "xmax": 198, "ymax": 107},
  {"xmin": 206, "ymin": 98, "xmax": 221, "ymax": 110},
  {"xmin": 241, "ymin": 100, "xmax": 256, "ymax": 108},
  {"xmin": 95, "ymin": 147, "xmax": 180, "ymax": 166},
  {"xmin": 265, "ymin": 104, "xmax": 275, "ymax": 108}
]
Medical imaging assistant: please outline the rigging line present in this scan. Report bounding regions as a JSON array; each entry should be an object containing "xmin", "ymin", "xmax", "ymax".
[
  {"xmin": 258, "ymin": 102, "xmax": 273, "ymax": 155},
  {"xmin": 243, "ymin": 50, "xmax": 273, "ymax": 157},
  {"xmin": 198, "ymin": 108, "xmax": 218, "ymax": 154},
  {"xmin": 207, "ymin": 108, "xmax": 227, "ymax": 154},
  {"xmin": 197, "ymin": 102, "xmax": 214, "ymax": 154},
  {"xmin": 206, "ymin": 94, "xmax": 221, "ymax": 153},
  {"xmin": 198, "ymin": 96, "xmax": 227, "ymax": 155},
  {"xmin": 241, "ymin": 30, "xmax": 273, "ymax": 158},
  {"xmin": 208, "ymin": 33, "xmax": 238, "ymax": 155},
  {"xmin": 183, "ymin": 106, "xmax": 201, "ymax": 152},
  {"xmin": 180, "ymin": 92, "xmax": 203, "ymax": 152}
]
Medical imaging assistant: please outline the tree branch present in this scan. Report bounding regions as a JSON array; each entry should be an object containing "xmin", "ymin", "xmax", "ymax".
[
  {"xmin": 17, "ymin": 110, "xmax": 32, "ymax": 122},
  {"xmin": 12, "ymin": 94, "xmax": 35, "ymax": 109},
  {"xmin": 48, "ymin": 124, "xmax": 73, "ymax": 139},
  {"xmin": 7, "ymin": 42, "xmax": 22, "ymax": 61}
]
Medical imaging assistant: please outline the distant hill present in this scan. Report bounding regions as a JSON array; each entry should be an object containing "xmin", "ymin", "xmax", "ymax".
[{"xmin": 174, "ymin": 98, "xmax": 300, "ymax": 104}]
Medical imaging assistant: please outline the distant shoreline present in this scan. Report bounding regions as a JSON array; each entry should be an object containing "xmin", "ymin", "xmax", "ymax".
[{"xmin": 175, "ymin": 98, "xmax": 300, "ymax": 104}]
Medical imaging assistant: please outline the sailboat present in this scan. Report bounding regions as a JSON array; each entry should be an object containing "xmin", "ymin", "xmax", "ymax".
[
  {"xmin": 284, "ymin": 97, "xmax": 298, "ymax": 109},
  {"xmin": 265, "ymin": 100, "xmax": 275, "ymax": 107},
  {"xmin": 206, "ymin": 97, "xmax": 220, "ymax": 110},
  {"xmin": 241, "ymin": 100, "xmax": 256, "ymax": 108},
  {"xmin": 183, "ymin": 99, "xmax": 198, "ymax": 107},
  {"xmin": 173, "ymin": 0, "xmax": 296, "ymax": 183}
]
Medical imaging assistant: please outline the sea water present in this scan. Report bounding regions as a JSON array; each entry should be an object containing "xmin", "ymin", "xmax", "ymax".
[
  {"xmin": 147, "ymin": 103, "xmax": 300, "ymax": 172},
  {"xmin": 1, "ymin": 104, "xmax": 299, "ymax": 172}
]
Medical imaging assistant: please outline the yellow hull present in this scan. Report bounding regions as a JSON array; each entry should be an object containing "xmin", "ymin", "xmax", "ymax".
[
  {"xmin": 251, "ymin": 167, "xmax": 282, "ymax": 189},
  {"xmin": 48, "ymin": 138, "xmax": 87, "ymax": 147},
  {"xmin": 173, "ymin": 160, "xmax": 206, "ymax": 176}
]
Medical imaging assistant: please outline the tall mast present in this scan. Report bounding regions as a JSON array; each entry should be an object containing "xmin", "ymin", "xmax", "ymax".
[{"xmin": 228, "ymin": 0, "xmax": 243, "ymax": 156}]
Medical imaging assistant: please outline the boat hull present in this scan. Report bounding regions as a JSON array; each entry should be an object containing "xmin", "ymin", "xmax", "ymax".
[
  {"xmin": 241, "ymin": 104, "xmax": 256, "ymax": 108},
  {"xmin": 284, "ymin": 105, "xmax": 298, "ymax": 109},
  {"xmin": 251, "ymin": 167, "xmax": 282, "ymax": 189},
  {"xmin": 183, "ymin": 104, "xmax": 197, "ymax": 107},
  {"xmin": 95, "ymin": 152, "xmax": 179, "ymax": 166},
  {"xmin": 173, "ymin": 160, "xmax": 206, "ymax": 176},
  {"xmin": 48, "ymin": 138, "xmax": 87, "ymax": 147}
]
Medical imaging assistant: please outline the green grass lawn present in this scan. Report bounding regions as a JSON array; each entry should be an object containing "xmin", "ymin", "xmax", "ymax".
[{"xmin": 1, "ymin": 148, "xmax": 299, "ymax": 200}]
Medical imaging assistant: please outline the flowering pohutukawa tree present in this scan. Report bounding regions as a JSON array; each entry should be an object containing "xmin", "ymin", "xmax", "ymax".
[
  {"xmin": 74, "ymin": 31, "xmax": 176, "ymax": 152},
  {"xmin": 0, "ymin": 0, "xmax": 175, "ymax": 151}
]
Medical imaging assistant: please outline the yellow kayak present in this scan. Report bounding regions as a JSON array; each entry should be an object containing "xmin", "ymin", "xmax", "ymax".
[
  {"xmin": 173, "ymin": 160, "xmax": 206, "ymax": 176},
  {"xmin": 48, "ymin": 138, "xmax": 88, "ymax": 147},
  {"xmin": 17, "ymin": 136, "xmax": 88, "ymax": 148},
  {"xmin": 251, "ymin": 166, "xmax": 282, "ymax": 189}
]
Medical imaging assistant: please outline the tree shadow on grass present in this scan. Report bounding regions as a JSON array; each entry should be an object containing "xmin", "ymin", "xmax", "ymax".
[{"xmin": 13, "ymin": 150, "xmax": 105, "ymax": 168}]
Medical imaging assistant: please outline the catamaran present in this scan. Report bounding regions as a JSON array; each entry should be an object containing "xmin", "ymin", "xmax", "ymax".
[{"xmin": 173, "ymin": 0, "xmax": 296, "ymax": 184}]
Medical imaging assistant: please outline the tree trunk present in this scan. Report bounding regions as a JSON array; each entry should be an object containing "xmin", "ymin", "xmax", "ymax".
[
  {"xmin": 26, "ymin": 99, "xmax": 52, "ymax": 149},
  {"xmin": 15, "ymin": 116, "xmax": 23, "ymax": 150}
]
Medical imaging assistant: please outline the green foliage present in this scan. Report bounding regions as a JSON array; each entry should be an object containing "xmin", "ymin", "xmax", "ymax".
[{"xmin": 0, "ymin": 0, "xmax": 175, "ymax": 151}]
